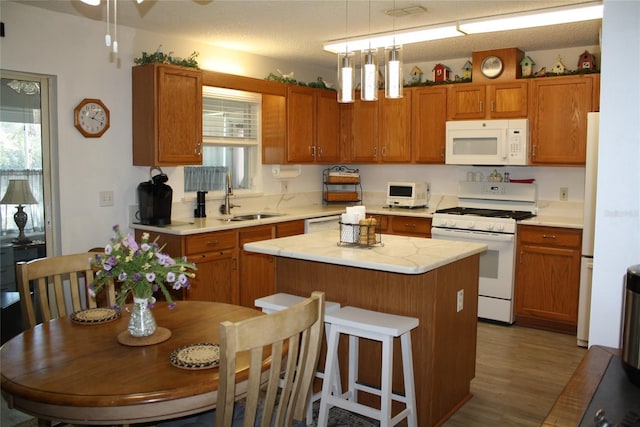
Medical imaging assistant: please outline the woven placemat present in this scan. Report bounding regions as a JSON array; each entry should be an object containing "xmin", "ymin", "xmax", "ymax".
[
  {"xmin": 71, "ymin": 308, "xmax": 120, "ymax": 324},
  {"xmin": 117, "ymin": 327, "xmax": 171, "ymax": 347},
  {"xmin": 170, "ymin": 343, "xmax": 220, "ymax": 370}
]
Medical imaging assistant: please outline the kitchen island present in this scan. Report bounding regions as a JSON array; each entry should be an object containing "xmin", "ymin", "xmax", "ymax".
[{"xmin": 244, "ymin": 230, "xmax": 487, "ymax": 427}]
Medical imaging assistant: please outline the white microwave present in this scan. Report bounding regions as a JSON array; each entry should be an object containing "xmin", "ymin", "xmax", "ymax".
[
  {"xmin": 386, "ymin": 181, "xmax": 430, "ymax": 208},
  {"xmin": 445, "ymin": 119, "xmax": 529, "ymax": 165}
]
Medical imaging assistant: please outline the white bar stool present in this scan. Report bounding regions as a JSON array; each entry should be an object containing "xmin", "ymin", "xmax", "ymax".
[
  {"xmin": 254, "ymin": 293, "xmax": 342, "ymax": 425},
  {"xmin": 317, "ymin": 306, "xmax": 419, "ymax": 427}
]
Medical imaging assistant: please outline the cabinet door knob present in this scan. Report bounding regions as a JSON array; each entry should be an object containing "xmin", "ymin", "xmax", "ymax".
[
  {"xmin": 542, "ymin": 235, "xmax": 557, "ymax": 239},
  {"xmin": 206, "ymin": 240, "xmax": 220, "ymax": 246}
]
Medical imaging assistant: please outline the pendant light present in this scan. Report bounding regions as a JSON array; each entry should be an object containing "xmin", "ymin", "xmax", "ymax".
[
  {"xmin": 337, "ymin": 0, "xmax": 355, "ymax": 104},
  {"xmin": 360, "ymin": 0, "xmax": 378, "ymax": 101},
  {"xmin": 384, "ymin": 0, "xmax": 403, "ymax": 99}
]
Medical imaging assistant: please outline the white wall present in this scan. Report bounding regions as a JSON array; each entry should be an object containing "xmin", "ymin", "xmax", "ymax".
[{"xmin": 588, "ymin": 0, "xmax": 640, "ymax": 348}]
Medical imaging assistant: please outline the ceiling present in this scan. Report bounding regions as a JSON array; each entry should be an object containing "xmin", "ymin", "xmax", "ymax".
[{"xmin": 13, "ymin": 0, "xmax": 602, "ymax": 70}]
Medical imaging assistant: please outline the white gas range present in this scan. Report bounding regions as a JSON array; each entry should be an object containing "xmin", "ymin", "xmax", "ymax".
[{"xmin": 431, "ymin": 182, "xmax": 538, "ymax": 324}]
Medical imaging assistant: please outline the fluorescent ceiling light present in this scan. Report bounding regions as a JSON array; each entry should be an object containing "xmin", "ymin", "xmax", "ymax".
[
  {"xmin": 80, "ymin": 0, "xmax": 101, "ymax": 5},
  {"xmin": 323, "ymin": 1, "xmax": 603, "ymax": 53},
  {"xmin": 458, "ymin": 2, "xmax": 603, "ymax": 34},
  {"xmin": 324, "ymin": 24, "xmax": 461, "ymax": 53}
]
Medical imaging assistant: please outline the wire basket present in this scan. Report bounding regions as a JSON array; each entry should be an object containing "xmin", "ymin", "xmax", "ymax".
[{"xmin": 338, "ymin": 218, "xmax": 382, "ymax": 248}]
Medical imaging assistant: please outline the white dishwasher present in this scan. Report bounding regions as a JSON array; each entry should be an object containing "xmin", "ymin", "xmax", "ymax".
[{"xmin": 304, "ymin": 215, "xmax": 341, "ymax": 233}]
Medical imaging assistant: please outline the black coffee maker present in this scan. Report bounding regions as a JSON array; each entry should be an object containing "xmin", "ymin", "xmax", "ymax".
[{"xmin": 137, "ymin": 167, "xmax": 172, "ymax": 226}]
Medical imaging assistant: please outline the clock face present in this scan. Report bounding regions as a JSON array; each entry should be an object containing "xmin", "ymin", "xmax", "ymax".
[
  {"xmin": 481, "ymin": 55, "xmax": 504, "ymax": 79},
  {"xmin": 74, "ymin": 99, "xmax": 110, "ymax": 137}
]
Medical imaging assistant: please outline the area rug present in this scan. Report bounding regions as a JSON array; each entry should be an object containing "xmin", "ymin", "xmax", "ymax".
[{"xmin": 11, "ymin": 402, "xmax": 379, "ymax": 427}]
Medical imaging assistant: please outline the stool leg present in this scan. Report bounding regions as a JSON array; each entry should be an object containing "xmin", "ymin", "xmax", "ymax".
[
  {"xmin": 317, "ymin": 324, "xmax": 340, "ymax": 427},
  {"xmin": 307, "ymin": 322, "xmax": 342, "ymax": 425},
  {"xmin": 401, "ymin": 332, "xmax": 418, "ymax": 427},
  {"xmin": 380, "ymin": 335, "xmax": 394, "ymax": 426},
  {"xmin": 348, "ymin": 334, "xmax": 359, "ymax": 402}
]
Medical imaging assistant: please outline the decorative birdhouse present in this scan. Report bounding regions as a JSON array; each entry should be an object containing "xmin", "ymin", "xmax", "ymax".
[
  {"xmin": 432, "ymin": 63, "xmax": 451, "ymax": 82},
  {"xmin": 410, "ymin": 66, "xmax": 423, "ymax": 83},
  {"xmin": 520, "ymin": 56, "xmax": 535, "ymax": 77},
  {"xmin": 462, "ymin": 61, "xmax": 473, "ymax": 80},
  {"xmin": 552, "ymin": 56, "xmax": 566, "ymax": 74},
  {"xmin": 578, "ymin": 50, "xmax": 596, "ymax": 70}
]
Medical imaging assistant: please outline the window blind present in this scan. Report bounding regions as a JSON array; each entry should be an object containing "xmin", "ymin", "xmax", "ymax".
[{"xmin": 202, "ymin": 87, "xmax": 260, "ymax": 146}]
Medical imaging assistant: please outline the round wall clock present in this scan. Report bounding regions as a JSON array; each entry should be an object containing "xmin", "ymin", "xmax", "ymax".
[
  {"xmin": 480, "ymin": 55, "xmax": 504, "ymax": 79},
  {"xmin": 74, "ymin": 98, "xmax": 110, "ymax": 137}
]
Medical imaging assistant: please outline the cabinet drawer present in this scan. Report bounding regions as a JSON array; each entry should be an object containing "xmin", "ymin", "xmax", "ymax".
[
  {"xmin": 518, "ymin": 225, "xmax": 581, "ymax": 248},
  {"xmin": 185, "ymin": 231, "xmax": 236, "ymax": 255},
  {"xmin": 390, "ymin": 216, "xmax": 431, "ymax": 235}
]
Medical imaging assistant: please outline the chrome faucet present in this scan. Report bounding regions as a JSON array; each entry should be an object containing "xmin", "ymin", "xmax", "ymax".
[{"xmin": 219, "ymin": 172, "xmax": 238, "ymax": 215}]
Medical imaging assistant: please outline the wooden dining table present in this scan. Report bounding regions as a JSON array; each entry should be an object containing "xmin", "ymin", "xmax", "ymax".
[{"xmin": 0, "ymin": 301, "xmax": 264, "ymax": 425}]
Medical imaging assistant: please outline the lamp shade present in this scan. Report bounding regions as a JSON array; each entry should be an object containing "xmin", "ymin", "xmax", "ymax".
[
  {"xmin": 0, "ymin": 179, "xmax": 38, "ymax": 205},
  {"xmin": 385, "ymin": 45, "xmax": 403, "ymax": 99},
  {"xmin": 361, "ymin": 48, "xmax": 379, "ymax": 101},
  {"xmin": 337, "ymin": 51, "xmax": 355, "ymax": 103}
]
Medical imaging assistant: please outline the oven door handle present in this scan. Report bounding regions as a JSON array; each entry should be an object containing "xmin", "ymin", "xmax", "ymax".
[{"xmin": 431, "ymin": 228, "xmax": 515, "ymax": 243}]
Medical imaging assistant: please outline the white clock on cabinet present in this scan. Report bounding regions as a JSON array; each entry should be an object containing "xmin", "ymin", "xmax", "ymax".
[{"xmin": 480, "ymin": 55, "xmax": 504, "ymax": 79}]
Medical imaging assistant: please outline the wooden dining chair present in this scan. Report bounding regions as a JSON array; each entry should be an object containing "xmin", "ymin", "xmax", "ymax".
[
  {"xmin": 216, "ymin": 291, "xmax": 325, "ymax": 427},
  {"xmin": 16, "ymin": 252, "xmax": 116, "ymax": 329}
]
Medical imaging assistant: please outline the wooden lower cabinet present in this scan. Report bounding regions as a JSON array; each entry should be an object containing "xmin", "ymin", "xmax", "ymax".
[
  {"xmin": 374, "ymin": 214, "xmax": 431, "ymax": 238},
  {"xmin": 184, "ymin": 230, "xmax": 237, "ymax": 304},
  {"xmin": 514, "ymin": 225, "xmax": 582, "ymax": 334},
  {"xmin": 137, "ymin": 219, "xmax": 305, "ymax": 307},
  {"xmin": 187, "ymin": 249, "xmax": 236, "ymax": 303},
  {"xmin": 238, "ymin": 225, "xmax": 276, "ymax": 308}
]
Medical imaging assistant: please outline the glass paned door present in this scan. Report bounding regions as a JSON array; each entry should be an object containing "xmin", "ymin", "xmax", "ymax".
[{"xmin": 0, "ymin": 73, "xmax": 49, "ymax": 248}]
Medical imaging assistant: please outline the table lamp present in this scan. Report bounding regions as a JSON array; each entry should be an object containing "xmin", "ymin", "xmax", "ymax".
[{"xmin": 1, "ymin": 179, "xmax": 38, "ymax": 243}]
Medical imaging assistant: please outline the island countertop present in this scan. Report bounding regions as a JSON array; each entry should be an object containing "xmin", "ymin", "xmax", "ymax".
[{"xmin": 243, "ymin": 230, "xmax": 487, "ymax": 275}]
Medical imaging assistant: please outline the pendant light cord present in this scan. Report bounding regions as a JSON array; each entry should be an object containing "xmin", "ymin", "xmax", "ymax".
[
  {"xmin": 105, "ymin": 0, "xmax": 111, "ymax": 47},
  {"xmin": 113, "ymin": 0, "xmax": 118, "ymax": 53}
]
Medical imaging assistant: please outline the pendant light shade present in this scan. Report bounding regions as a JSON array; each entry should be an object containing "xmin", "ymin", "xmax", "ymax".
[
  {"xmin": 338, "ymin": 51, "xmax": 355, "ymax": 103},
  {"xmin": 385, "ymin": 45, "xmax": 403, "ymax": 99},
  {"xmin": 360, "ymin": 48, "xmax": 378, "ymax": 101}
]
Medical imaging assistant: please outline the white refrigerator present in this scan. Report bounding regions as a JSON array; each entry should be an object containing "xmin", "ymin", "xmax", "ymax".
[{"xmin": 577, "ymin": 112, "xmax": 599, "ymax": 347}]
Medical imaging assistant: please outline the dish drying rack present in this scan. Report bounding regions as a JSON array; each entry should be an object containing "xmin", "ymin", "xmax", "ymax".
[{"xmin": 338, "ymin": 217, "xmax": 383, "ymax": 249}]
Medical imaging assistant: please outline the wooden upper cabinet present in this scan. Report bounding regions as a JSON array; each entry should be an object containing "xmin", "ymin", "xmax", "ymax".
[
  {"xmin": 285, "ymin": 86, "xmax": 340, "ymax": 164},
  {"xmin": 488, "ymin": 82, "xmax": 529, "ymax": 118},
  {"xmin": 347, "ymin": 91, "xmax": 411, "ymax": 163},
  {"xmin": 411, "ymin": 86, "xmax": 447, "ymax": 163},
  {"xmin": 347, "ymin": 97, "xmax": 379, "ymax": 162},
  {"xmin": 132, "ymin": 63, "xmax": 203, "ymax": 166},
  {"xmin": 379, "ymin": 91, "xmax": 412, "ymax": 162},
  {"xmin": 529, "ymin": 75, "xmax": 595, "ymax": 165},
  {"xmin": 286, "ymin": 85, "xmax": 315, "ymax": 163},
  {"xmin": 447, "ymin": 81, "xmax": 528, "ymax": 120},
  {"xmin": 261, "ymin": 94, "xmax": 287, "ymax": 164},
  {"xmin": 315, "ymin": 90, "xmax": 341, "ymax": 163}
]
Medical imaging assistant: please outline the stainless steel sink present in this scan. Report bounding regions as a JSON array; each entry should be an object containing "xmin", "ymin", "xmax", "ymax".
[{"xmin": 219, "ymin": 213, "xmax": 285, "ymax": 222}]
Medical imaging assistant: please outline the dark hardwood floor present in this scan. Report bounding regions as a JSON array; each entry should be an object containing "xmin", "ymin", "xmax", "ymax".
[{"xmin": 444, "ymin": 321, "xmax": 587, "ymax": 426}]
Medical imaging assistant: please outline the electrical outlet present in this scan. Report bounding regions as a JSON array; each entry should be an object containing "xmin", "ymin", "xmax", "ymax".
[
  {"xmin": 99, "ymin": 190, "xmax": 114, "ymax": 207},
  {"xmin": 281, "ymin": 181, "xmax": 289, "ymax": 193},
  {"xmin": 560, "ymin": 187, "xmax": 569, "ymax": 201},
  {"xmin": 457, "ymin": 289, "xmax": 464, "ymax": 312}
]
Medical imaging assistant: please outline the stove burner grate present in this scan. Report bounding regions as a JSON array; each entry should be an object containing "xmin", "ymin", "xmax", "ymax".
[{"xmin": 435, "ymin": 207, "xmax": 536, "ymax": 221}]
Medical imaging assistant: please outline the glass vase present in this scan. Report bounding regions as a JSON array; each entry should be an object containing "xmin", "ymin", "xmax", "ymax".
[{"xmin": 128, "ymin": 295, "xmax": 157, "ymax": 337}]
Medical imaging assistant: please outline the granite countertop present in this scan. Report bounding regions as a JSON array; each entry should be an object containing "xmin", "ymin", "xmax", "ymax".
[{"xmin": 243, "ymin": 229, "xmax": 487, "ymax": 275}]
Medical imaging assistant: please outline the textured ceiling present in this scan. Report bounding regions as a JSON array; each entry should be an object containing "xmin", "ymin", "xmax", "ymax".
[{"xmin": 13, "ymin": 0, "xmax": 602, "ymax": 69}]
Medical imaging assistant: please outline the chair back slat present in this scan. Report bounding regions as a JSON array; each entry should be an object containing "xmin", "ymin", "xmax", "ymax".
[
  {"xmin": 216, "ymin": 291, "xmax": 324, "ymax": 427},
  {"xmin": 17, "ymin": 252, "xmax": 115, "ymax": 328}
]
